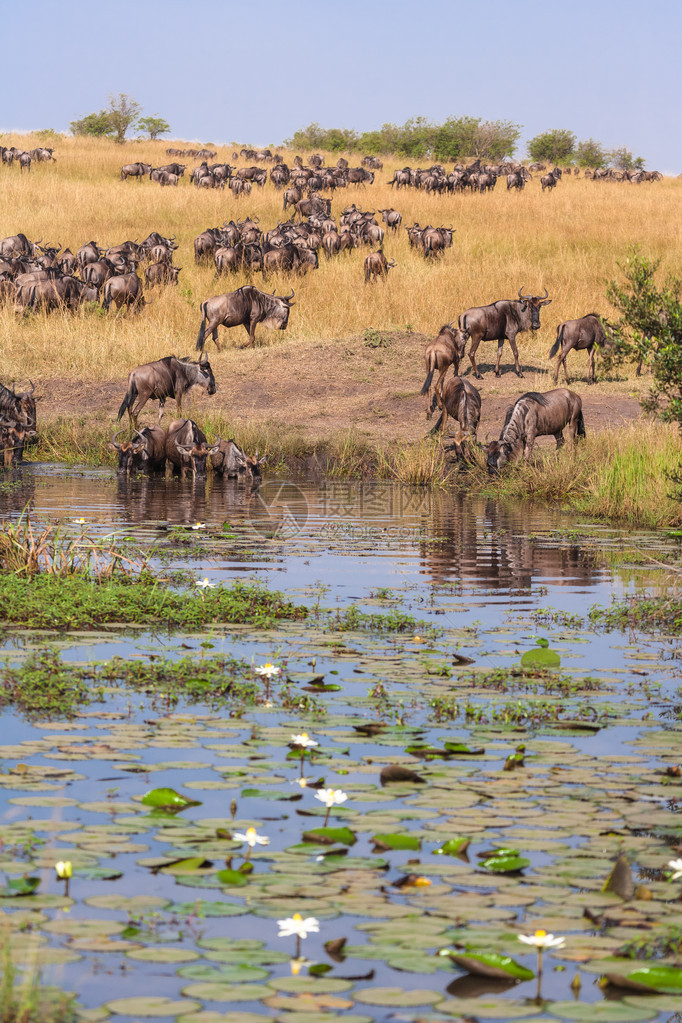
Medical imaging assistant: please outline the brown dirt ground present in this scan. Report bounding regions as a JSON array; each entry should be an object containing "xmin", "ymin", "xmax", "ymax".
[{"xmin": 37, "ymin": 330, "xmax": 643, "ymax": 447}]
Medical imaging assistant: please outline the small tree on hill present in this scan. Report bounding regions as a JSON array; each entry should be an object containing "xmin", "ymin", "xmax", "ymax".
[
  {"xmin": 107, "ymin": 94, "xmax": 142, "ymax": 143},
  {"xmin": 609, "ymin": 146, "xmax": 645, "ymax": 171},
  {"xmin": 528, "ymin": 129, "xmax": 576, "ymax": 164},
  {"xmin": 137, "ymin": 116, "xmax": 171, "ymax": 140},
  {"xmin": 70, "ymin": 110, "xmax": 116, "ymax": 137},
  {"xmin": 575, "ymin": 138, "xmax": 607, "ymax": 168}
]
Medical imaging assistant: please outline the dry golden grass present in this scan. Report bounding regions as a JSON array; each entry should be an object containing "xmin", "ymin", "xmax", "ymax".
[{"xmin": 0, "ymin": 133, "xmax": 680, "ymax": 385}]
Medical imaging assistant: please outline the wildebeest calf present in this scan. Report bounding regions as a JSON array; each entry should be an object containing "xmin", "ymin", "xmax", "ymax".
[
  {"xmin": 486, "ymin": 388, "xmax": 585, "ymax": 472},
  {"xmin": 420, "ymin": 324, "xmax": 469, "ymax": 418}
]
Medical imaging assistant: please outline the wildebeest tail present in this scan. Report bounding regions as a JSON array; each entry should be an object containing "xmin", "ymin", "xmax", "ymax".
[
  {"xmin": 117, "ymin": 380, "xmax": 137, "ymax": 421},
  {"xmin": 420, "ymin": 362, "xmax": 435, "ymax": 396},
  {"xmin": 577, "ymin": 408, "xmax": 586, "ymax": 439},
  {"xmin": 549, "ymin": 325, "xmax": 563, "ymax": 359},
  {"xmin": 196, "ymin": 303, "xmax": 207, "ymax": 350}
]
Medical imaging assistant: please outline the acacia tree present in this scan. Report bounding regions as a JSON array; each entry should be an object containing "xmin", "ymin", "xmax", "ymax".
[
  {"xmin": 527, "ymin": 129, "xmax": 576, "ymax": 164},
  {"xmin": 609, "ymin": 146, "xmax": 645, "ymax": 171},
  {"xmin": 137, "ymin": 116, "xmax": 171, "ymax": 140},
  {"xmin": 70, "ymin": 110, "xmax": 116, "ymax": 137},
  {"xmin": 575, "ymin": 138, "xmax": 607, "ymax": 168},
  {"xmin": 107, "ymin": 94, "xmax": 142, "ymax": 143}
]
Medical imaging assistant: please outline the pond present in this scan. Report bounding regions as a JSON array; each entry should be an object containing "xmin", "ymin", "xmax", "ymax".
[{"xmin": 0, "ymin": 463, "xmax": 681, "ymax": 1023}]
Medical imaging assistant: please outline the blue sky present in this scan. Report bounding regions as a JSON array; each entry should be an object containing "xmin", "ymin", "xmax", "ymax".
[{"xmin": 3, "ymin": 0, "xmax": 680, "ymax": 171}]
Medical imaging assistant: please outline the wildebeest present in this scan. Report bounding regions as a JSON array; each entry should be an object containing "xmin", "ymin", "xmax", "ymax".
[
  {"xmin": 379, "ymin": 209, "xmax": 402, "ymax": 232},
  {"xmin": 549, "ymin": 314, "xmax": 615, "ymax": 384},
  {"xmin": 0, "ymin": 419, "xmax": 36, "ymax": 466},
  {"xmin": 429, "ymin": 376, "xmax": 481, "ymax": 439},
  {"xmin": 0, "ymin": 380, "xmax": 38, "ymax": 429},
  {"xmin": 15, "ymin": 274, "xmax": 98, "ymax": 312},
  {"xmin": 541, "ymin": 171, "xmax": 559, "ymax": 191},
  {"xmin": 109, "ymin": 425, "xmax": 167, "ymax": 475},
  {"xmin": 117, "ymin": 353, "xmax": 217, "ymax": 426},
  {"xmin": 506, "ymin": 171, "xmax": 525, "ymax": 191},
  {"xmin": 420, "ymin": 324, "xmax": 469, "ymax": 418},
  {"xmin": 102, "ymin": 272, "xmax": 144, "ymax": 312},
  {"xmin": 459, "ymin": 287, "xmax": 552, "ymax": 378},
  {"xmin": 121, "ymin": 162, "xmax": 152, "ymax": 181},
  {"xmin": 486, "ymin": 388, "xmax": 585, "ymax": 472},
  {"xmin": 165, "ymin": 419, "xmax": 220, "ymax": 478},
  {"xmin": 364, "ymin": 249, "xmax": 396, "ymax": 283},
  {"xmin": 211, "ymin": 439, "xmax": 265, "ymax": 480},
  {"xmin": 196, "ymin": 285, "xmax": 294, "ymax": 350},
  {"xmin": 145, "ymin": 262, "xmax": 181, "ymax": 287}
]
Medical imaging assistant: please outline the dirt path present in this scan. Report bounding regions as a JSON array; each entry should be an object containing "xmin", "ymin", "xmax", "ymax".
[{"xmin": 37, "ymin": 331, "xmax": 643, "ymax": 445}]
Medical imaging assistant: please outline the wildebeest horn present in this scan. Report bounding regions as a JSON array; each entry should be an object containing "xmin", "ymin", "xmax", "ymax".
[
  {"xmin": 286, "ymin": 288, "xmax": 295, "ymax": 300},
  {"xmin": 540, "ymin": 287, "xmax": 549, "ymax": 299},
  {"xmin": 111, "ymin": 430, "xmax": 124, "ymax": 449},
  {"xmin": 518, "ymin": 286, "xmax": 531, "ymax": 300},
  {"xmin": 28, "ymin": 380, "xmax": 35, "ymax": 395}
]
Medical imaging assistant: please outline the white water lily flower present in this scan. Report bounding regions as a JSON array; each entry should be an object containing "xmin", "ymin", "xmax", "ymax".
[
  {"xmin": 668, "ymin": 858, "xmax": 682, "ymax": 880},
  {"xmin": 74, "ymin": 518, "xmax": 86, "ymax": 525},
  {"xmin": 55, "ymin": 860, "xmax": 72, "ymax": 879},
  {"xmin": 277, "ymin": 913, "xmax": 320, "ymax": 939},
  {"xmin": 315, "ymin": 788, "xmax": 348, "ymax": 809},
  {"xmin": 255, "ymin": 662, "xmax": 281, "ymax": 679},
  {"xmin": 291, "ymin": 732, "xmax": 318, "ymax": 749},
  {"xmin": 233, "ymin": 827, "xmax": 269, "ymax": 848},
  {"xmin": 195, "ymin": 578, "xmax": 215, "ymax": 590},
  {"xmin": 518, "ymin": 929, "xmax": 565, "ymax": 949},
  {"xmin": 191, "ymin": 522, "xmax": 206, "ymax": 530}
]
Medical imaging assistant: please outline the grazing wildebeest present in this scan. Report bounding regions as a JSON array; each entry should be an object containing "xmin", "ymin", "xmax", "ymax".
[
  {"xmin": 364, "ymin": 249, "xmax": 396, "ymax": 283},
  {"xmin": 541, "ymin": 171, "xmax": 559, "ymax": 191},
  {"xmin": 549, "ymin": 314, "xmax": 615, "ymax": 384},
  {"xmin": 121, "ymin": 162, "xmax": 152, "ymax": 181},
  {"xmin": 15, "ymin": 275, "xmax": 98, "ymax": 312},
  {"xmin": 486, "ymin": 389, "xmax": 585, "ymax": 472},
  {"xmin": 102, "ymin": 272, "xmax": 144, "ymax": 312},
  {"xmin": 117, "ymin": 353, "xmax": 217, "ymax": 426},
  {"xmin": 0, "ymin": 234, "xmax": 38, "ymax": 259},
  {"xmin": 429, "ymin": 376, "xmax": 481, "ymax": 440},
  {"xmin": 420, "ymin": 324, "xmax": 469, "ymax": 418},
  {"xmin": 459, "ymin": 287, "xmax": 552, "ymax": 379},
  {"xmin": 506, "ymin": 171, "xmax": 525, "ymax": 190},
  {"xmin": 211, "ymin": 439, "xmax": 265, "ymax": 480},
  {"xmin": 0, "ymin": 381, "xmax": 38, "ymax": 429},
  {"xmin": 196, "ymin": 285, "xmax": 294, "ymax": 350},
  {"xmin": 108, "ymin": 425, "xmax": 167, "ymax": 475},
  {"xmin": 145, "ymin": 262, "xmax": 181, "ymax": 287},
  {"xmin": 165, "ymin": 419, "xmax": 220, "ymax": 478}
]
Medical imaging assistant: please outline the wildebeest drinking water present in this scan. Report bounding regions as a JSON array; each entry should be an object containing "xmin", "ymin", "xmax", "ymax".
[
  {"xmin": 420, "ymin": 324, "xmax": 469, "ymax": 418},
  {"xmin": 117, "ymin": 354, "xmax": 216, "ymax": 427},
  {"xmin": 196, "ymin": 285, "xmax": 294, "ymax": 350},
  {"xmin": 548, "ymin": 313, "xmax": 615, "ymax": 384},
  {"xmin": 486, "ymin": 388, "xmax": 585, "ymax": 472}
]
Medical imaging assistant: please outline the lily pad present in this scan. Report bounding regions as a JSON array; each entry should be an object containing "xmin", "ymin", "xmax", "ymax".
[
  {"xmin": 106, "ymin": 996, "xmax": 201, "ymax": 1017},
  {"xmin": 605, "ymin": 965, "xmax": 682, "ymax": 994},
  {"xmin": 371, "ymin": 833, "xmax": 421, "ymax": 851},
  {"xmin": 447, "ymin": 951, "xmax": 534, "ymax": 981},
  {"xmin": 141, "ymin": 788, "xmax": 201, "ymax": 811}
]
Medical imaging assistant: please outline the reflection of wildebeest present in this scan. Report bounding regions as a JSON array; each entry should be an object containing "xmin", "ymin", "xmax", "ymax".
[
  {"xmin": 109, "ymin": 425, "xmax": 167, "ymax": 475},
  {"xmin": 196, "ymin": 285, "xmax": 294, "ymax": 350},
  {"xmin": 548, "ymin": 314, "xmax": 615, "ymax": 384},
  {"xmin": 430, "ymin": 377, "xmax": 481, "ymax": 439},
  {"xmin": 486, "ymin": 388, "xmax": 585, "ymax": 472},
  {"xmin": 102, "ymin": 272, "xmax": 144, "ymax": 312},
  {"xmin": 211, "ymin": 439, "xmax": 266, "ymax": 480},
  {"xmin": 420, "ymin": 324, "xmax": 469, "ymax": 418},
  {"xmin": 364, "ymin": 249, "xmax": 396, "ymax": 283},
  {"xmin": 0, "ymin": 420, "xmax": 37, "ymax": 465},
  {"xmin": 165, "ymin": 419, "xmax": 220, "ymax": 478},
  {"xmin": 459, "ymin": 287, "xmax": 552, "ymax": 379},
  {"xmin": 117, "ymin": 354, "xmax": 217, "ymax": 426}
]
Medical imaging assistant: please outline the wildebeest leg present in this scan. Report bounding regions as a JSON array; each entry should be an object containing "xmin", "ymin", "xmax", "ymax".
[
  {"xmin": 246, "ymin": 319, "xmax": 257, "ymax": 347},
  {"xmin": 554, "ymin": 430, "xmax": 565, "ymax": 449},
  {"xmin": 508, "ymin": 336, "xmax": 523, "ymax": 378},
  {"xmin": 428, "ymin": 366, "xmax": 449, "ymax": 419},
  {"xmin": 494, "ymin": 340, "xmax": 505, "ymax": 377},
  {"xmin": 561, "ymin": 348, "xmax": 571, "ymax": 384},
  {"xmin": 157, "ymin": 398, "xmax": 167, "ymax": 424},
  {"xmin": 588, "ymin": 346, "xmax": 596, "ymax": 384},
  {"xmin": 468, "ymin": 337, "xmax": 482, "ymax": 379}
]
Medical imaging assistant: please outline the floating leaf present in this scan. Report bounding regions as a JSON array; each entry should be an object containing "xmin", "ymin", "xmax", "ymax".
[
  {"xmin": 241, "ymin": 788, "xmax": 302, "ymax": 801},
  {"xmin": 380, "ymin": 766, "xmax": 426, "ymax": 785},
  {"xmin": 105, "ymin": 996, "xmax": 201, "ymax": 1017},
  {"xmin": 141, "ymin": 788, "xmax": 201, "ymax": 811},
  {"xmin": 480, "ymin": 853, "xmax": 530, "ymax": 874},
  {"xmin": 371, "ymin": 833, "xmax": 421, "ymax": 852},
  {"xmin": 0, "ymin": 876, "xmax": 40, "ymax": 898},
  {"xmin": 605, "ymin": 965, "xmax": 682, "ymax": 994},
  {"xmin": 603, "ymin": 853, "xmax": 635, "ymax": 900},
  {"xmin": 216, "ymin": 869, "xmax": 249, "ymax": 887},
  {"xmin": 436, "ymin": 837, "xmax": 471, "ymax": 856},
  {"xmin": 303, "ymin": 827, "xmax": 357, "ymax": 846},
  {"xmin": 446, "ymin": 951, "xmax": 534, "ymax": 981},
  {"xmin": 443, "ymin": 742, "xmax": 485, "ymax": 755},
  {"xmin": 521, "ymin": 642, "xmax": 561, "ymax": 669}
]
